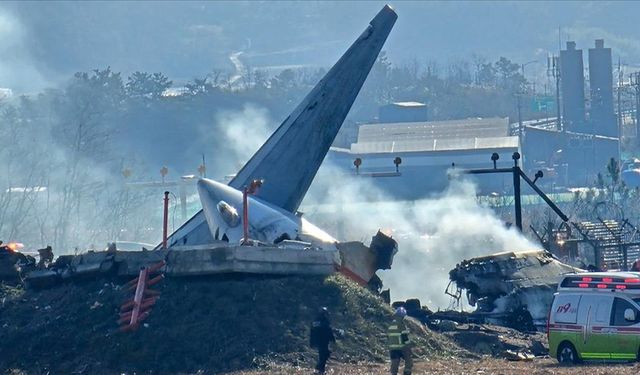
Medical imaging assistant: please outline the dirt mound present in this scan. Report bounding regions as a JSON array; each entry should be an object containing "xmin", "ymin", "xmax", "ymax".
[{"xmin": 0, "ymin": 274, "xmax": 465, "ymax": 374}]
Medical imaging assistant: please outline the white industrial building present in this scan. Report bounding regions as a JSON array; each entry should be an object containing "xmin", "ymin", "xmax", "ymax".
[{"xmin": 327, "ymin": 117, "xmax": 521, "ymax": 198}]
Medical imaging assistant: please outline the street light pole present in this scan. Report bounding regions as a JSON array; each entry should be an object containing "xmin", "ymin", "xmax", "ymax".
[
  {"xmin": 517, "ymin": 93, "xmax": 523, "ymax": 137},
  {"xmin": 547, "ymin": 56, "xmax": 562, "ymax": 131},
  {"xmin": 516, "ymin": 60, "xmax": 539, "ymax": 137},
  {"xmin": 521, "ymin": 60, "xmax": 539, "ymax": 93}
]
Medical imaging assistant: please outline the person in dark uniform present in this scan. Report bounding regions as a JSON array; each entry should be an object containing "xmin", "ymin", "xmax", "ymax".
[
  {"xmin": 310, "ymin": 307, "xmax": 336, "ymax": 374},
  {"xmin": 37, "ymin": 246, "xmax": 54, "ymax": 269}
]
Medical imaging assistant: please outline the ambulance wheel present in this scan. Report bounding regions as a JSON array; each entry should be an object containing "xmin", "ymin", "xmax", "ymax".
[{"xmin": 557, "ymin": 342, "xmax": 579, "ymax": 365}]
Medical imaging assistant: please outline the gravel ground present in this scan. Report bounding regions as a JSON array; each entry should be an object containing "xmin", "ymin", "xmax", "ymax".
[{"xmin": 234, "ymin": 357, "xmax": 640, "ymax": 374}]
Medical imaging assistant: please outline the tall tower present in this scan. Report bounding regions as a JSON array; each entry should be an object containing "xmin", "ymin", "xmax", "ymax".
[
  {"xmin": 560, "ymin": 41, "xmax": 586, "ymax": 132},
  {"xmin": 588, "ymin": 39, "xmax": 617, "ymax": 137}
]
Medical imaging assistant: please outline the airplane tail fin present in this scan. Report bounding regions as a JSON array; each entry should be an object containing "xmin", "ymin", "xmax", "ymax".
[
  {"xmin": 163, "ymin": 5, "xmax": 397, "ymax": 248},
  {"xmin": 229, "ymin": 5, "xmax": 397, "ymax": 212}
]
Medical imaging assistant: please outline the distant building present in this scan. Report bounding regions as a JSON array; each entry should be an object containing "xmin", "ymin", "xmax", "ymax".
[
  {"xmin": 328, "ymin": 117, "xmax": 519, "ymax": 198},
  {"xmin": 558, "ymin": 39, "xmax": 618, "ymax": 139},
  {"xmin": 588, "ymin": 39, "xmax": 617, "ymax": 137},
  {"xmin": 522, "ymin": 39, "xmax": 620, "ymax": 188},
  {"xmin": 334, "ymin": 102, "xmax": 428, "ymax": 148},
  {"xmin": 560, "ymin": 41, "xmax": 586, "ymax": 132},
  {"xmin": 521, "ymin": 119, "xmax": 619, "ymax": 188},
  {"xmin": 378, "ymin": 101, "xmax": 427, "ymax": 123}
]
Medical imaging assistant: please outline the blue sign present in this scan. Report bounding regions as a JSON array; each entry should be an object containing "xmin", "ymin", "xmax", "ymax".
[{"xmin": 531, "ymin": 96, "xmax": 556, "ymax": 112}]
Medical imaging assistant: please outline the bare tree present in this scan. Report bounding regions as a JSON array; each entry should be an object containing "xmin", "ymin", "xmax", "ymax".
[{"xmin": 51, "ymin": 67, "xmax": 124, "ymax": 251}]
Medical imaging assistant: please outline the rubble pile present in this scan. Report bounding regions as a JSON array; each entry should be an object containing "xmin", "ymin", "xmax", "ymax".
[
  {"xmin": 390, "ymin": 298, "xmax": 549, "ymax": 361},
  {"xmin": 439, "ymin": 324, "xmax": 548, "ymax": 359},
  {"xmin": 0, "ymin": 274, "xmax": 464, "ymax": 374}
]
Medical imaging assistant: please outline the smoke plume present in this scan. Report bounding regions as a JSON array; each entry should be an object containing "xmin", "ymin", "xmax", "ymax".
[
  {"xmin": 304, "ymin": 165, "xmax": 539, "ymax": 309},
  {"xmin": 214, "ymin": 104, "xmax": 273, "ymax": 174},
  {"xmin": 212, "ymin": 105, "xmax": 541, "ymax": 310},
  {"xmin": 0, "ymin": 8, "xmax": 49, "ymax": 93}
]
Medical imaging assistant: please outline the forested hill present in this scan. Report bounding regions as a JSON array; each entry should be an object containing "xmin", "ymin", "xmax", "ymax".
[{"xmin": 3, "ymin": 1, "xmax": 640, "ymax": 93}]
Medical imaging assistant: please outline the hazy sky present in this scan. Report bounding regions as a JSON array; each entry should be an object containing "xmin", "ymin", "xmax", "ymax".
[{"xmin": 2, "ymin": 1, "xmax": 640, "ymax": 92}]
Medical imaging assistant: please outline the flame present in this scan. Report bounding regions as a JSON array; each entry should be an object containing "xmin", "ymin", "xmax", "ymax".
[{"xmin": 5, "ymin": 242, "xmax": 24, "ymax": 252}]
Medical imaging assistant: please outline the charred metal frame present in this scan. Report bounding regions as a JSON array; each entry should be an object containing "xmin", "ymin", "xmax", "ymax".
[{"xmin": 568, "ymin": 219, "xmax": 640, "ymax": 270}]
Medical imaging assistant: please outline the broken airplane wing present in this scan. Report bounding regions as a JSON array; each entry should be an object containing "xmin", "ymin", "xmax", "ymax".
[{"xmin": 164, "ymin": 5, "xmax": 397, "ymax": 248}]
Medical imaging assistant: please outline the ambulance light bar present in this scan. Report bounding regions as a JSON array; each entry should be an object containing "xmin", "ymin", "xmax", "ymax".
[{"xmin": 561, "ymin": 275, "xmax": 640, "ymax": 290}]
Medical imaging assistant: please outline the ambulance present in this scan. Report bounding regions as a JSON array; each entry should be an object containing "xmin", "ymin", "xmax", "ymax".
[{"xmin": 548, "ymin": 272, "xmax": 640, "ymax": 364}]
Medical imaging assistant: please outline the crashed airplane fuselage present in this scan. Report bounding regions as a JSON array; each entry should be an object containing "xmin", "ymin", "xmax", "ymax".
[
  {"xmin": 449, "ymin": 249, "xmax": 582, "ymax": 330},
  {"xmin": 198, "ymin": 179, "xmax": 337, "ymax": 247},
  {"xmin": 158, "ymin": 5, "xmax": 399, "ymax": 284}
]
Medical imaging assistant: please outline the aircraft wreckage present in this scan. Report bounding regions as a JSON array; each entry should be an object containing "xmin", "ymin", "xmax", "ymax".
[
  {"xmin": 2, "ymin": 5, "xmax": 399, "ymax": 289},
  {"xmin": 448, "ymin": 249, "xmax": 582, "ymax": 330},
  {"xmin": 441, "ymin": 152, "xmax": 587, "ymax": 330}
]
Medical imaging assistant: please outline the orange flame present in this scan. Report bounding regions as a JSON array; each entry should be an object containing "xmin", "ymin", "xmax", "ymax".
[{"xmin": 5, "ymin": 242, "xmax": 24, "ymax": 252}]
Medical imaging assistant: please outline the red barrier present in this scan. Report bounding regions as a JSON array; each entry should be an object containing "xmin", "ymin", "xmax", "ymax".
[
  {"xmin": 148, "ymin": 260, "xmax": 166, "ymax": 273},
  {"xmin": 147, "ymin": 274, "xmax": 164, "ymax": 287},
  {"xmin": 119, "ymin": 260, "xmax": 165, "ymax": 332},
  {"xmin": 242, "ymin": 188, "xmax": 249, "ymax": 244}
]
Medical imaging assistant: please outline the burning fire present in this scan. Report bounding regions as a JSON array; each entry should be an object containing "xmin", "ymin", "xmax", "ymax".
[{"xmin": 3, "ymin": 242, "xmax": 24, "ymax": 252}]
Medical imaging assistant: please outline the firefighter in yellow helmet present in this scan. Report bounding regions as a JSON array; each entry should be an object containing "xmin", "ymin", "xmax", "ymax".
[{"xmin": 387, "ymin": 307, "xmax": 413, "ymax": 375}]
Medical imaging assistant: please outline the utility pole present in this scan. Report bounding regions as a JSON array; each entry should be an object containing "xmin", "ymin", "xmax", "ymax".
[
  {"xmin": 617, "ymin": 58, "xmax": 623, "ymax": 136},
  {"xmin": 516, "ymin": 93, "xmax": 523, "ymax": 137},
  {"xmin": 631, "ymin": 72, "xmax": 640, "ymax": 139},
  {"xmin": 548, "ymin": 55, "xmax": 562, "ymax": 131}
]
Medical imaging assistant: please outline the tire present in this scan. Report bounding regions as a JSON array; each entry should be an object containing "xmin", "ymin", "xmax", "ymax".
[{"xmin": 557, "ymin": 342, "xmax": 580, "ymax": 365}]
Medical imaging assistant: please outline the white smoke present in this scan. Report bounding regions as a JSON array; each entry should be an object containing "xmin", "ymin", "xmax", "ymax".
[
  {"xmin": 163, "ymin": 102, "xmax": 540, "ymax": 310},
  {"xmin": 0, "ymin": 8, "xmax": 49, "ymax": 92},
  {"xmin": 216, "ymin": 104, "xmax": 272, "ymax": 172},
  {"xmin": 304, "ymin": 164, "xmax": 539, "ymax": 309}
]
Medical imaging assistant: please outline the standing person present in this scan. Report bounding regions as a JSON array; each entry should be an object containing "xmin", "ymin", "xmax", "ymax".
[
  {"xmin": 310, "ymin": 307, "xmax": 335, "ymax": 375},
  {"xmin": 387, "ymin": 307, "xmax": 413, "ymax": 375},
  {"xmin": 37, "ymin": 246, "xmax": 54, "ymax": 269}
]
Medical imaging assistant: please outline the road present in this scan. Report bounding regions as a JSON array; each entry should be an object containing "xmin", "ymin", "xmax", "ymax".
[{"xmin": 235, "ymin": 357, "xmax": 640, "ymax": 374}]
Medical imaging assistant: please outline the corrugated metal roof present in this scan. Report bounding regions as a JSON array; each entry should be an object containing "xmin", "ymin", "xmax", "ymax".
[
  {"xmin": 350, "ymin": 136, "xmax": 519, "ymax": 154},
  {"xmin": 357, "ymin": 117, "xmax": 509, "ymax": 143}
]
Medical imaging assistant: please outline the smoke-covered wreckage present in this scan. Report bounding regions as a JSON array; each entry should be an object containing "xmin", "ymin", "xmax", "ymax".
[
  {"xmin": 3, "ymin": 5, "xmax": 400, "ymax": 289},
  {"xmin": 448, "ymin": 249, "xmax": 582, "ymax": 330}
]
